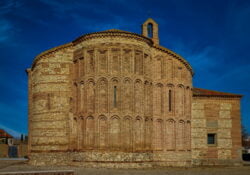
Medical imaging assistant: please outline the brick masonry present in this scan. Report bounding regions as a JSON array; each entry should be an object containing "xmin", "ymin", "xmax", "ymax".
[{"xmin": 26, "ymin": 18, "xmax": 242, "ymax": 167}]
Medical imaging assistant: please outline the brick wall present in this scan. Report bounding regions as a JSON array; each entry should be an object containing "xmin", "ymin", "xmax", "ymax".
[{"xmin": 192, "ymin": 97, "xmax": 242, "ymax": 165}]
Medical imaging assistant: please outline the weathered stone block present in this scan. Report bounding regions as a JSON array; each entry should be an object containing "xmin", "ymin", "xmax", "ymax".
[
  {"xmin": 192, "ymin": 138, "xmax": 207, "ymax": 148},
  {"xmin": 218, "ymin": 149, "xmax": 231, "ymax": 159},
  {"xmin": 192, "ymin": 103, "xmax": 204, "ymax": 110},
  {"xmin": 192, "ymin": 109, "xmax": 205, "ymax": 118},
  {"xmin": 192, "ymin": 119, "xmax": 206, "ymax": 128},
  {"xmin": 220, "ymin": 103, "xmax": 232, "ymax": 110},
  {"xmin": 218, "ymin": 138, "xmax": 232, "ymax": 148},
  {"xmin": 219, "ymin": 110, "xmax": 231, "ymax": 118},
  {"xmin": 218, "ymin": 128, "xmax": 231, "ymax": 139},
  {"xmin": 218, "ymin": 119, "xmax": 232, "ymax": 128}
]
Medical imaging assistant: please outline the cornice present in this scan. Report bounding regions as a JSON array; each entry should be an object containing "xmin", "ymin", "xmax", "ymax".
[
  {"xmin": 193, "ymin": 94, "xmax": 242, "ymax": 98},
  {"xmin": 192, "ymin": 87, "xmax": 243, "ymax": 98},
  {"xmin": 72, "ymin": 29, "xmax": 154, "ymax": 46},
  {"xmin": 153, "ymin": 45, "xmax": 194, "ymax": 76}
]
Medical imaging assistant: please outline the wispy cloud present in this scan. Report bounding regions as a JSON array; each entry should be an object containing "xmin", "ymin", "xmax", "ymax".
[{"xmin": 0, "ymin": 19, "xmax": 12, "ymax": 42}]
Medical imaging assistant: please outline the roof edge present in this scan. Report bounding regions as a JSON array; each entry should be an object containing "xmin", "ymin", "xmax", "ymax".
[
  {"xmin": 193, "ymin": 87, "xmax": 243, "ymax": 98},
  {"xmin": 72, "ymin": 29, "xmax": 154, "ymax": 46},
  {"xmin": 30, "ymin": 42, "xmax": 73, "ymax": 70},
  {"xmin": 153, "ymin": 44, "xmax": 194, "ymax": 76}
]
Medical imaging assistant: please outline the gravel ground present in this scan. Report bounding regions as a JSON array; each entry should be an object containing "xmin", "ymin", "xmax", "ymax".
[{"xmin": 0, "ymin": 160, "xmax": 250, "ymax": 175}]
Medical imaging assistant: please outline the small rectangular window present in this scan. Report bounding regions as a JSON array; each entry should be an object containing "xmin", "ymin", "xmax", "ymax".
[
  {"xmin": 114, "ymin": 86, "xmax": 117, "ymax": 107},
  {"xmin": 207, "ymin": 133, "xmax": 216, "ymax": 145},
  {"xmin": 169, "ymin": 90, "xmax": 172, "ymax": 112}
]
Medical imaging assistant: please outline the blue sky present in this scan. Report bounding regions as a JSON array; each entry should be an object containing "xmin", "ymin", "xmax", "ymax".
[{"xmin": 0, "ymin": 0, "xmax": 250, "ymax": 137}]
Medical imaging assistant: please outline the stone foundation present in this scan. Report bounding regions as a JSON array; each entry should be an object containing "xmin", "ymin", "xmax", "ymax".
[{"xmin": 29, "ymin": 152, "xmax": 191, "ymax": 168}]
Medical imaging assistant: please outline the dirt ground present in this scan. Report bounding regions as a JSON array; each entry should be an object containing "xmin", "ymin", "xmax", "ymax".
[{"xmin": 0, "ymin": 160, "xmax": 250, "ymax": 175}]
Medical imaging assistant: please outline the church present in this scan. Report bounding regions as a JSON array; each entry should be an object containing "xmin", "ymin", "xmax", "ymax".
[{"xmin": 26, "ymin": 18, "xmax": 242, "ymax": 167}]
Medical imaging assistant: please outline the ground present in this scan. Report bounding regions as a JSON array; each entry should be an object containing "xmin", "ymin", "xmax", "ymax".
[{"xmin": 0, "ymin": 159, "xmax": 250, "ymax": 175}]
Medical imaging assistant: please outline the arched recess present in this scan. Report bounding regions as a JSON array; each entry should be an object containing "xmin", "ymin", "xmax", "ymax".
[
  {"xmin": 176, "ymin": 120, "xmax": 185, "ymax": 150},
  {"xmin": 134, "ymin": 79, "xmax": 143, "ymax": 114},
  {"xmin": 166, "ymin": 58, "xmax": 173, "ymax": 79},
  {"xmin": 166, "ymin": 84, "xmax": 174, "ymax": 114},
  {"xmin": 98, "ymin": 78, "xmax": 108, "ymax": 113},
  {"xmin": 86, "ymin": 80, "xmax": 95, "ymax": 114},
  {"xmin": 144, "ymin": 81, "xmax": 151, "ymax": 115},
  {"xmin": 110, "ymin": 78, "xmax": 120, "ymax": 110},
  {"xmin": 74, "ymin": 60, "xmax": 79, "ymax": 79},
  {"xmin": 144, "ymin": 53, "xmax": 151, "ymax": 76},
  {"xmin": 111, "ymin": 48, "xmax": 120, "ymax": 74},
  {"xmin": 175, "ymin": 64, "xmax": 182, "ymax": 79},
  {"xmin": 73, "ymin": 82, "xmax": 78, "ymax": 114},
  {"xmin": 98, "ymin": 115, "xmax": 108, "ymax": 149},
  {"xmin": 86, "ymin": 50, "xmax": 95, "ymax": 74},
  {"xmin": 185, "ymin": 86, "xmax": 191, "ymax": 118},
  {"xmin": 186, "ymin": 120, "xmax": 191, "ymax": 151},
  {"xmin": 110, "ymin": 116, "xmax": 121, "ymax": 150},
  {"xmin": 98, "ymin": 49, "xmax": 108, "ymax": 74},
  {"xmin": 155, "ymin": 56, "xmax": 163, "ymax": 79},
  {"xmin": 181, "ymin": 67, "xmax": 187, "ymax": 80},
  {"xmin": 123, "ymin": 116, "xmax": 132, "ymax": 151},
  {"xmin": 79, "ymin": 57, "xmax": 85, "ymax": 77},
  {"xmin": 175, "ymin": 84, "xmax": 185, "ymax": 116},
  {"xmin": 123, "ymin": 78, "xmax": 133, "ymax": 112},
  {"xmin": 122, "ymin": 49, "xmax": 132, "ymax": 74},
  {"xmin": 85, "ymin": 116, "xmax": 95, "ymax": 148},
  {"xmin": 79, "ymin": 81, "xmax": 85, "ymax": 113},
  {"xmin": 166, "ymin": 119, "xmax": 176, "ymax": 150},
  {"xmin": 70, "ymin": 116, "xmax": 78, "ymax": 150},
  {"xmin": 135, "ymin": 50, "xmax": 143, "ymax": 75},
  {"xmin": 78, "ymin": 116, "xmax": 84, "ymax": 149},
  {"xmin": 134, "ymin": 116, "xmax": 143, "ymax": 150},
  {"xmin": 153, "ymin": 83, "xmax": 163, "ymax": 116},
  {"xmin": 154, "ymin": 119, "xmax": 163, "ymax": 150},
  {"xmin": 144, "ymin": 117, "xmax": 152, "ymax": 150}
]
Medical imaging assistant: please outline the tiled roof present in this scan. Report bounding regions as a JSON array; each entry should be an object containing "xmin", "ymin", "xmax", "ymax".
[
  {"xmin": 193, "ymin": 88, "xmax": 243, "ymax": 98},
  {"xmin": 0, "ymin": 129, "xmax": 13, "ymax": 138}
]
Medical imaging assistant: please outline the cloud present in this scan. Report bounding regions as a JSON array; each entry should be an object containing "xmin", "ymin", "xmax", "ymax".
[
  {"xmin": 0, "ymin": 19, "xmax": 13, "ymax": 43},
  {"xmin": 0, "ymin": 0, "xmax": 22, "ymax": 15}
]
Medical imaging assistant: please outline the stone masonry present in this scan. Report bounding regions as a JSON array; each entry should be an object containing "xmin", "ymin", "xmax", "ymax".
[{"xmin": 26, "ymin": 18, "xmax": 242, "ymax": 167}]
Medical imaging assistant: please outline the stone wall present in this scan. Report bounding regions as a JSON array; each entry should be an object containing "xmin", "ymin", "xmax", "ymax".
[
  {"xmin": 191, "ymin": 96, "xmax": 242, "ymax": 166},
  {"xmin": 29, "ymin": 152, "xmax": 191, "ymax": 168},
  {"xmin": 28, "ymin": 45, "xmax": 73, "ymax": 153}
]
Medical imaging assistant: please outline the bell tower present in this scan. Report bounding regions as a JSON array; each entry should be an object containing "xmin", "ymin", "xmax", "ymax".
[{"xmin": 142, "ymin": 18, "xmax": 159, "ymax": 44}]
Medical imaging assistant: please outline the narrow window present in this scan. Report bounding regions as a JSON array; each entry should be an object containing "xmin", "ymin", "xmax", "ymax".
[
  {"xmin": 207, "ymin": 133, "xmax": 216, "ymax": 145},
  {"xmin": 114, "ymin": 86, "xmax": 117, "ymax": 107},
  {"xmin": 147, "ymin": 23, "xmax": 153, "ymax": 38},
  {"xmin": 169, "ymin": 90, "xmax": 172, "ymax": 112}
]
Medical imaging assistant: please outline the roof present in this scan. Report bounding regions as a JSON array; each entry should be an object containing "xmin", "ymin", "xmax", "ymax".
[
  {"xmin": 193, "ymin": 88, "xmax": 243, "ymax": 98},
  {"xmin": 0, "ymin": 129, "xmax": 13, "ymax": 138}
]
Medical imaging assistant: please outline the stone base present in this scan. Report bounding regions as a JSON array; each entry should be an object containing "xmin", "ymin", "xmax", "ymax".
[
  {"xmin": 29, "ymin": 151, "xmax": 191, "ymax": 168},
  {"xmin": 192, "ymin": 159, "xmax": 243, "ymax": 166}
]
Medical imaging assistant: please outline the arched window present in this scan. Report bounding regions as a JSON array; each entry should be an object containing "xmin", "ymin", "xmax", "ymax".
[{"xmin": 147, "ymin": 23, "xmax": 153, "ymax": 38}]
